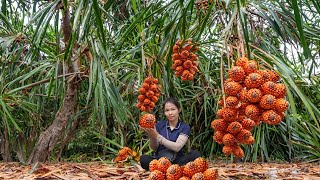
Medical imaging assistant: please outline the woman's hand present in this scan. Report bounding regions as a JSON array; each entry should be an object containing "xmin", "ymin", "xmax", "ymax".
[
  {"xmin": 140, "ymin": 126, "xmax": 159, "ymax": 139},
  {"xmin": 140, "ymin": 126, "xmax": 161, "ymax": 151}
]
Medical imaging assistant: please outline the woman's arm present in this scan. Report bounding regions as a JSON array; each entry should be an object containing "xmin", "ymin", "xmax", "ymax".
[
  {"xmin": 143, "ymin": 127, "xmax": 160, "ymax": 151},
  {"xmin": 157, "ymin": 134, "xmax": 188, "ymax": 152},
  {"xmin": 142, "ymin": 126, "xmax": 188, "ymax": 152},
  {"xmin": 149, "ymin": 137, "xmax": 159, "ymax": 151}
]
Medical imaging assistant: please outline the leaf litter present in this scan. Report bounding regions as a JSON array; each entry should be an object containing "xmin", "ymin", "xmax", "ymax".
[{"xmin": 0, "ymin": 161, "xmax": 319, "ymax": 179}]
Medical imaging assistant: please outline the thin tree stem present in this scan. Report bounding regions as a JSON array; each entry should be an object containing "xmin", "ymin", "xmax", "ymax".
[{"xmin": 8, "ymin": 72, "xmax": 85, "ymax": 94}]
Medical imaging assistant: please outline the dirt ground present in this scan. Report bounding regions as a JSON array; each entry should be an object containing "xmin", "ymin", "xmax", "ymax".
[{"xmin": 0, "ymin": 161, "xmax": 319, "ymax": 180}]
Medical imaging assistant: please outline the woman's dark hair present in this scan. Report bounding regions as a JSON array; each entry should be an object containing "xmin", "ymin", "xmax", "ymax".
[{"xmin": 162, "ymin": 97, "xmax": 181, "ymax": 111}]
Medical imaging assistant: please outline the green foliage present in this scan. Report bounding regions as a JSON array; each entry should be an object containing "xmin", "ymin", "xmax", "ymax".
[{"xmin": 62, "ymin": 123, "xmax": 104, "ymax": 162}]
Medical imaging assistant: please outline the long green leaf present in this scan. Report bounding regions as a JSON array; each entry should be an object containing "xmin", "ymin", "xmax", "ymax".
[
  {"xmin": 0, "ymin": 12, "xmax": 14, "ymax": 32},
  {"xmin": 0, "ymin": 100, "xmax": 22, "ymax": 132},
  {"xmin": 292, "ymin": 0, "xmax": 309, "ymax": 58},
  {"xmin": 92, "ymin": 0, "xmax": 107, "ymax": 50}
]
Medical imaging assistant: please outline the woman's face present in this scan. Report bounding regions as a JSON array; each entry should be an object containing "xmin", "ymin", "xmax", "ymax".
[{"xmin": 164, "ymin": 102, "xmax": 180, "ymax": 122}]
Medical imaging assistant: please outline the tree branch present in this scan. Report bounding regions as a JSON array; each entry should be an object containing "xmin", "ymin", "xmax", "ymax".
[{"xmin": 8, "ymin": 72, "xmax": 86, "ymax": 94}]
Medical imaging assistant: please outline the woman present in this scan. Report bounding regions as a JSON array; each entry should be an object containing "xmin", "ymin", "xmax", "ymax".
[{"xmin": 140, "ymin": 97, "xmax": 201, "ymax": 170}]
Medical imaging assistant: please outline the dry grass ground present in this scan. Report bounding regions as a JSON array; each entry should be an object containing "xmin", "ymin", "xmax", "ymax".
[{"xmin": 0, "ymin": 161, "xmax": 319, "ymax": 179}]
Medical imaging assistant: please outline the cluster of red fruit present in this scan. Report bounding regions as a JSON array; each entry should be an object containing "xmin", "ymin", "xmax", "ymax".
[
  {"xmin": 148, "ymin": 157, "xmax": 218, "ymax": 180},
  {"xmin": 171, "ymin": 39, "xmax": 199, "ymax": 81},
  {"xmin": 139, "ymin": 113, "xmax": 156, "ymax": 128},
  {"xmin": 113, "ymin": 147, "xmax": 140, "ymax": 163},
  {"xmin": 211, "ymin": 57, "xmax": 289, "ymax": 157},
  {"xmin": 136, "ymin": 76, "xmax": 161, "ymax": 112},
  {"xmin": 195, "ymin": 0, "xmax": 212, "ymax": 11}
]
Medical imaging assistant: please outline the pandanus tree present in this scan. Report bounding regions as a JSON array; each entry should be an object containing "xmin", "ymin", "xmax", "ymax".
[
  {"xmin": 0, "ymin": 0, "xmax": 319, "ymax": 164},
  {"xmin": 1, "ymin": 0, "xmax": 132, "ymax": 163}
]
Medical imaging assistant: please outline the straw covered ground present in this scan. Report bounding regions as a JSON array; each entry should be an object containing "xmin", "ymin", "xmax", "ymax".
[{"xmin": 0, "ymin": 161, "xmax": 319, "ymax": 179}]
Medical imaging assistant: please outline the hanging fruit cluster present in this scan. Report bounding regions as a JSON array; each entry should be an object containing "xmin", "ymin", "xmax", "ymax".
[
  {"xmin": 171, "ymin": 39, "xmax": 199, "ymax": 81},
  {"xmin": 148, "ymin": 157, "xmax": 218, "ymax": 180},
  {"xmin": 136, "ymin": 75, "xmax": 161, "ymax": 112},
  {"xmin": 211, "ymin": 57, "xmax": 289, "ymax": 157},
  {"xmin": 139, "ymin": 113, "xmax": 156, "ymax": 128},
  {"xmin": 195, "ymin": 0, "xmax": 212, "ymax": 11},
  {"xmin": 113, "ymin": 147, "xmax": 140, "ymax": 163}
]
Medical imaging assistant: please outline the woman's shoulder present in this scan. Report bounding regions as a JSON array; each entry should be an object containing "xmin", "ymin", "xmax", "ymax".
[{"xmin": 179, "ymin": 121, "xmax": 190, "ymax": 128}]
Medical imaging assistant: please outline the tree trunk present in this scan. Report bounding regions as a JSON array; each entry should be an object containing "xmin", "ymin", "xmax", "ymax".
[
  {"xmin": 0, "ymin": 131, "xmax": 4, "ymax": 160},
  {"xmin": 56, "ymin": 118, "xmax": 79, "ymax": 160},
  {"xmin": 27, "ymin": 82, "xmax": 77, "ymax": 164},
  {"xmin": 27, "ymin": 6, "xmax": 77, "ymax": 164},
  {"xmin": 0, "ymin": 127, "xmax": 12, "ymax": 162},
  {"xmin": 13, "ymin": 133, "xmax": 27, "ymax": 163},
  {"xmin": 114, "ymin": 0, "xmax": 129, "ymax": 21}
]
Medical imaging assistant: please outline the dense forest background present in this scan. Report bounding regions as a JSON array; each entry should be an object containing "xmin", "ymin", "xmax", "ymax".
[{"xmin": 0, "ymin": 0, "xmax": 319, "ymax": 165}]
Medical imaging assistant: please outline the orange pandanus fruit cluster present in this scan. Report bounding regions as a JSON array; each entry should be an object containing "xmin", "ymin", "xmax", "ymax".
[
  {"xmin": 148, "ymin": 157, "xmax": 218, "ymax": 180},
  {"xmin": 136, "ymin": 76, "xmax": 161, "ymax": 112},
  {"xmin": 195, "ymin": 0, "xmax": 213, "ymax": 12},
  {"xmin": 171, "ymin": 39, "xmax": 199, "ymax": 81},
  {"xmin": 139, "ymin": 113, "xmax": 156, "ymax": 128},
  {"xmin": 113, "ymin": 147, "xmax": 140, "ymax": 163},
  {"xmin": 211, "ymin": 57, "xmax": 289, "ymax": 157}
]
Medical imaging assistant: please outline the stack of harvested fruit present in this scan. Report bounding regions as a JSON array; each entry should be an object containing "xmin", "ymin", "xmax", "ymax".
[
  {"xmin": 136, "ymin": 76, "xmax": 161, "ymax": 112},
  {"xmin": 211, "ymin": 57, "xmax": 289, "ymax": 157},
  {"xmin": 148, "ymin": 157, "xmax": 218, "ymax": 180},
  {"xmin": 171, "ymin": 39, "xmax": 199, "ymax": 81}
]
